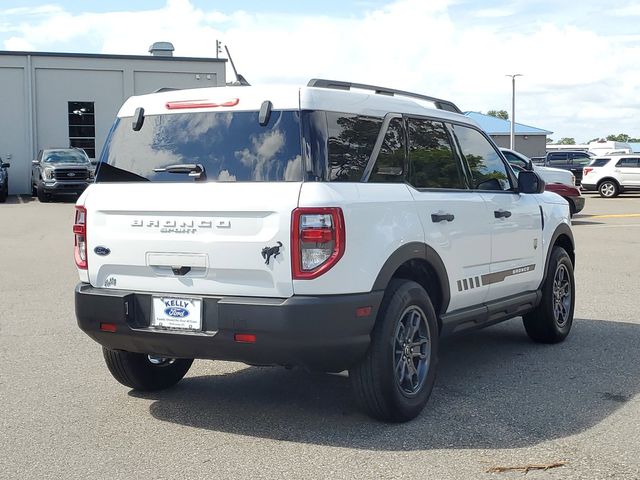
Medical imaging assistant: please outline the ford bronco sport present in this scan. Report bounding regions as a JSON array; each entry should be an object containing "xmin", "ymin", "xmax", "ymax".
[{"xmin": 74, "ymin": 79, "xmax": 576, "ymax": 422}]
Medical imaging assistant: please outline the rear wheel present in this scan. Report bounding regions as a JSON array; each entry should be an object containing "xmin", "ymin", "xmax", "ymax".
[
  {"xmin": 523, "ymin": 246, "xmax": 574, "ymax": 343},
  {"xmin": 598, "ymin": 180, "xmax": 619, "ymax": 198},
  {"xmin": 0, "ymin": 185, "xmax": 7, "ymax": 203},
  {"xmin": 349, "ymin": 279, "xmax": 438, "ymax": 422},
  {"xmin": 102, "ymin": 347, "xmax": 193, "ymax": 391}
]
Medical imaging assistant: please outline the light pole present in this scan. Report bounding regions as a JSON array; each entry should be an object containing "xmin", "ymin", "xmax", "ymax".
[{"xmin": 506, "ymin": 74, "xmax": 522, "ymax": 150}]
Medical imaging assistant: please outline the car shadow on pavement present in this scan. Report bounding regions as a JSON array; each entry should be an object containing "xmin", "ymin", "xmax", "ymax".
[{"xmin": 139, "ymin": 318, "xmax": 640, "ymax": 451}]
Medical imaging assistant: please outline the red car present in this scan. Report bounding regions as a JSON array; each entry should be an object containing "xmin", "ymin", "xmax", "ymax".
[{"xmin": 545, "ymin": 183, "xmax": 585, "ymax": 216}]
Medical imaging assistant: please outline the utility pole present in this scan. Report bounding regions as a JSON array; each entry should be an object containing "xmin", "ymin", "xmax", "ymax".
[{"xmin": 506, "ymin": 74, "xmax": 522, "ymax": 150}]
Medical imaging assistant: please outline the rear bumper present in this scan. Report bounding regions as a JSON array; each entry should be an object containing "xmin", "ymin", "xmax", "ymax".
[
  {"xmin": 75, "ymin": 283, "xmax": 383, "ymax": 372},
  {"xmin": 581, "ymin": 183, "xmax": 597, "ymax": 191},
  {"xmin": 569, "ymin": 195, "xmax": 585, "ymax": 213}
]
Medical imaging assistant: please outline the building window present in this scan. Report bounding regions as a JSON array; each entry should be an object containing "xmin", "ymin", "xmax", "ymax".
[{"xmin": 68, "ymin": 101, "xmax": 95, "ymax": 158}]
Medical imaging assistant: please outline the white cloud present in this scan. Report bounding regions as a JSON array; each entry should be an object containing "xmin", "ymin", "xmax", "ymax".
[{"xmin": 2, "ymin": 0, "xmax": 640, "ymax": 141}]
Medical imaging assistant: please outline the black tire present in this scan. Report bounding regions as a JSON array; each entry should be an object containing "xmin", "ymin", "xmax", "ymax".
[
  {"xmin": 0, "ymin": 186, "xmax": 7, "ymax": 203},
  {"xmin": 598, "ymin": 180, "xmax": 619, "ymax": 198},
  {"xmin": 523, "ymin": 247, "xmax": 575, "ymax": 343},
  {"xmin": 349, "ymin": 279, "xmax": 438, "ymax": 422},
  {"xmin": 102, "ymin": 347, "xmax": 193, "ymax": 391},
  {"xmin": 36, "ymin": 185, "xmax": 50, "ymax": 203},
  {"xmin": 32, "ymin": 185, "xmax": 37, "ymax": 197}
]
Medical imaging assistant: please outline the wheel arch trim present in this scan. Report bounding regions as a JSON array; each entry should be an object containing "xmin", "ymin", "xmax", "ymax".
[
  {"xmin": 372, "ymin": 242, "xmax": 450, "ymax": 315},
  {"xmin": 541, "ymin": 223, "xmax": 575, "ymax": 287}
]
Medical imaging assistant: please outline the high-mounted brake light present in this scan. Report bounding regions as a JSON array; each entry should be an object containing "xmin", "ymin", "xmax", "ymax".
[
  {"xmin": 291, "ymin": 207, "xmax": 345, "ymax": 280},
  {"xmin": 165, "ymin": 98, "xmax": 240, "ymax": 110},
  {"xmin": 74, "ymin": 206, "xmax": 87, "ymax": 269}
]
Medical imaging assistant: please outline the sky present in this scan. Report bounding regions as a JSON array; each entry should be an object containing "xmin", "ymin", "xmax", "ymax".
[{"xmin": 1, "ymin": 0, "xmax": 640, "ymax": 142}]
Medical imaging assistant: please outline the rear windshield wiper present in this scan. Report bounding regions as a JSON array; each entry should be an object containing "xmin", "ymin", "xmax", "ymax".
[{"xmin": 153, "ymin": 163, "xmax": 206, "ymax": 180}]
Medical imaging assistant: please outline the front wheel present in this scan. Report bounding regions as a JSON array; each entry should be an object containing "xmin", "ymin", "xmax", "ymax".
[
  {"xmin": 0, "ymin": 186, "xmax": 7, "ymax": 203},
  {"xmin": 102, "ymin": 348, "xmax": 193, "ymax": 391},
  {"xmin": 36, "ymin": 185, "xmax": 50, "ymax": 203},
  {"xmin": 349, "ymin": 279, "xmax": 438, "ymax": 422},
  {"xmin": 523, "ymin": 247, "xmax": 575, "ymax": 343}
]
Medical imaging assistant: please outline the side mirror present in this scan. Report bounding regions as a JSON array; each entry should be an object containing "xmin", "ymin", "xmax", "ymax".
[{"xmin": 518, "ymin": 170, "xmax": 545, "ymax": 194}]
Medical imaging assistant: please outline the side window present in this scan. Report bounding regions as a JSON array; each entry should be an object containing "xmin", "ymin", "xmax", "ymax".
[
  {"xmin": 407, "ymin": 118, "xmax": 466, "ymax": 189},
  {"xmin": 452, "ymin": 124, "xmax": 511, "ymax": 191},
  {"xmin": 616, "ymin": 158, "xmax": 639, "ymax": 167},
  {"xmin": 548, "ymin": 152, "xmax": 568, "ymax": 165},
  {"xmin": 327, "ymin": 113, "xmax": 383, "ymax": 181},
  {"xmin": 369, "ymin": 117, "xmax": 406, "ymax": 183}
]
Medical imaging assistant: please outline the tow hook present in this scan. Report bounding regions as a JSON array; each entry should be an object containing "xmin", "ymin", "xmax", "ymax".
[{"xmin": 261, "ymin": 242, "xmax": 283, "ymax": 265}]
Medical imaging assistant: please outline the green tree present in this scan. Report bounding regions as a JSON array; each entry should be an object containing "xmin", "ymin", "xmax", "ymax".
[
  {"xmin": 556, "ymin": 137, "xmax": 576, "ymax": 145},
  {"xmin": 546, "ymin": 138, "xmax": 553, "ymax": 144},
  {"xmin": 606, "ymin": 133, "xmax": 631, "ymax": 142},
  {"xmin": 486, "ymin": 109, "xmax": 509, "ymax": 120}
]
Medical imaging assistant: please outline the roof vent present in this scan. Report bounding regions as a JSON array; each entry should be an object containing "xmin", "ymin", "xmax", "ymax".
[{"xmin": 149, "ymin": 42, "xmax": 174, "ymax": 57}]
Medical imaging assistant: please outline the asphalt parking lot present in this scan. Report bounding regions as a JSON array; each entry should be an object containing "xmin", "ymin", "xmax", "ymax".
[{"xmin": 1, "ymin": 192, "xmax": 639, "ymax": 479}]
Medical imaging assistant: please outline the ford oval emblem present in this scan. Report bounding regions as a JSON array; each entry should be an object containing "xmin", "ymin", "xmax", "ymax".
[
  {"xmin": 94, "ymin": 246, "xmax": 111, "ymax": 256},
  {"xmin": 164, "ymin": 307, "xmax": 189, "ymax": 318}
]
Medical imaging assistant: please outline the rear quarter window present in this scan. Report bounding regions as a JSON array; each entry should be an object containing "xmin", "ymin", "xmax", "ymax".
[
  {"xmin": 326, "ymin": 113, "xmax": 383, "ymax": 181},
  {"xmin": 590, "ymin": 158, "xmax": 611, "ymax": 167}
]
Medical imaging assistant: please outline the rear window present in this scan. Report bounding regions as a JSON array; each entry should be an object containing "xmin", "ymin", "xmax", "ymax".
[
  {"xmin": 590, "ymin": 158, "xmax": 611, "ymax": 167},
  {"xmin": 97, "ymin": 110, "xmax": 302, "ymax": 182}
]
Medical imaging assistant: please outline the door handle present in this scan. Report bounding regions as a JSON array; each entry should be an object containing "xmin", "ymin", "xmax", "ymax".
[
  {"xmin": 431, "ymin": 213, "xmax": 455, "ymax": 223},
  {"xmin": 494, "ymin": 209, "xmax": 512, "ymax": 219}
]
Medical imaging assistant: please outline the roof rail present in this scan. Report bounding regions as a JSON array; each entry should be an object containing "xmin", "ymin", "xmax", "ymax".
[{"xmin": 307, "ymin": 79, "xmax": 462, "ymax": 114}]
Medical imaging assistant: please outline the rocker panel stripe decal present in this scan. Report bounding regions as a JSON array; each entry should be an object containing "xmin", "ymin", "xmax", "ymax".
[{"xmin": 457, "ymin": 264, "xmax": 536, "ymax": 292}]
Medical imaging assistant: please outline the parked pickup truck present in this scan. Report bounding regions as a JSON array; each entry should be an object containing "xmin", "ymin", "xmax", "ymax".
[{"xmin": 531, "ymin": 151, "xmax": 594, "ymax": 185}]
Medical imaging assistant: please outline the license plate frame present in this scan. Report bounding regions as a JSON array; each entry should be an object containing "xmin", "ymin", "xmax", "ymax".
[{"xmin": 151, "ymin": 296, "xmax": 203, "ymax": 331}]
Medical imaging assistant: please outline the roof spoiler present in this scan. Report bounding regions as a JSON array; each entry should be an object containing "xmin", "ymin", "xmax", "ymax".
[{"xmin": 307, "ymin": 78, "xmax": 461, "ymax": 114}]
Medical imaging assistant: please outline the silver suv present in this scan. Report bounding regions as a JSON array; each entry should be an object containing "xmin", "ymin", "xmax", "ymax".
[{"xmin": 582, "ymin": 155, "xmax": 640, "ymax": 197}]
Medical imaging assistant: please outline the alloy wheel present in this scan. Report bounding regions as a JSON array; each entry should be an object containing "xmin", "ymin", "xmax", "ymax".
[
  {"xmin": 552, "ymin": 264, "xmax": 571, "ymax": 327},
  {"xmin": 393, "ymin": 306, "xmax": 431, "ymax": 395}
]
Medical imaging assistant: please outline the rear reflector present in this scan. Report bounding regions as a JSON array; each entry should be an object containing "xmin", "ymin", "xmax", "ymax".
[
  {"xmin": 356, "ymin": 306, "xmax": 372, "ymax": 317},
  {"xmin": 234, "ymin": 333, "xmax": 256, "ymax": 343},
  {"xmin": 100, "ymin": 323, "xmax": 117, "ymax": 333}
]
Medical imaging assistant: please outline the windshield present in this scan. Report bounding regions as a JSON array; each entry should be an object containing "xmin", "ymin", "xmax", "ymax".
[
  {"xmin": 43, "ymin": 150, "xmax": 89, "ymax": 164},
  {"xmin": 97, "ymin": 110, "xmax": 303, "ymax": 183}
]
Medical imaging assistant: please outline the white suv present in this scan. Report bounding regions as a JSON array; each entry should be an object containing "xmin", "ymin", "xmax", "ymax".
[
  {"xmin": 74, "ymin": 79, "xmax": 576, "ymax": 422},
  {"xmin": 582, "ymin": 155, "xmax": 640, "ymax": 197}
]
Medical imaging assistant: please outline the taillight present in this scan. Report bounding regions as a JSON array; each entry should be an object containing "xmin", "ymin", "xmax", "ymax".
[
  {"xmin": 583, "ymin": 167, "xmax": 593, "ymax": 176},
  {"xmin": 291, "ymin": 207, "xmax": 345, "ymax": 280},
  {"xmin": 74, "ymin": 206, "xmax": 87, "ymax": 269}
]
